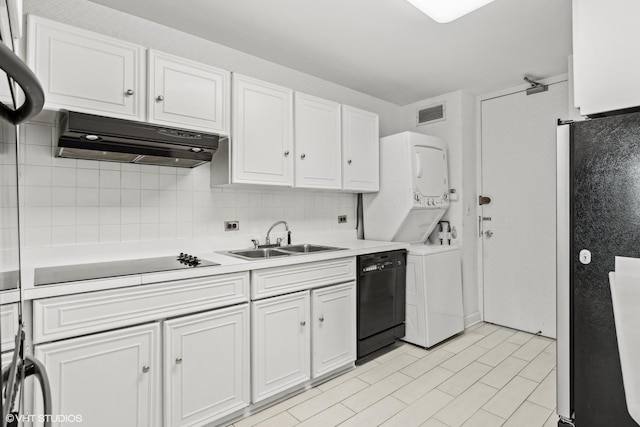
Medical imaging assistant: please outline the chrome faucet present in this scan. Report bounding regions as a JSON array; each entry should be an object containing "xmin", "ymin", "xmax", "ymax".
[{"xmin": 265, "ymin": 220, "xmax": 291, "ymax": 246}]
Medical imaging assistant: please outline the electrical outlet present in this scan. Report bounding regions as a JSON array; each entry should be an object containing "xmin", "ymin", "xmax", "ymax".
[
  {"xmin": 338, "ymin": 215, "xmax": 347, "ymax": 224},
  {"xmin": 224, "ymin": 221, "xmax": 240, "ymax": 231}
]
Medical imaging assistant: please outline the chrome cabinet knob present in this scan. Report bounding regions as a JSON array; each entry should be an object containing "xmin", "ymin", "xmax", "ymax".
[
  {"xmin": 125, "ymin": 89, "xmax": 135, "ymax": 96},
  {"xmin": 284, "ymin": 151, "xmax": 290, "ymax": 157},
  {"xmin": 156, "ymin": 95, "xmax": 164, "ymax": 102},
  {"xmin": 142, "ymin": 365, "xmax": 150, "ymax": 373},
  {"xmin": 300, "ymin": 321, "xmax": 306, "ymax": 326},
  {"xmin": 300, "ymin": 153, "xmax": 306, "ymax": 159},
  {"xmin": 485, "ymin": 230, "xmax": 494, "ymax": 238},
  {"xmin": 319, "ymin": 316, "xmax": 324, "ymax": 322},
  {"xmin": 347, "ymin": 159, "xmax": 352, "ymax": 165},
  {"xmin": 175, "ymin": 357, "xmax": 182, "ymax": 364}
]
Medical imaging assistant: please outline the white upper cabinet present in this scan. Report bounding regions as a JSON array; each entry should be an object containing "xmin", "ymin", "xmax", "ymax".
[
  {"xmin": 147, "ymin": 50, "xmax": 230, "ymax": 134},
  {"xmin": 163, "ymin": 305, "xmax": 249, "ymax": 426},
  {"xmin": 231, "ymin": 74, "xmax": 293, "ymax": 186},
  {"xmin": 26, "ymin": 15, "xmax": 145, "ymax": 120},
  {"xmin": 342, "ymin": 105, "xmax": 379, "ymax": 192},
  {"xmin": 572, "ymin": 0, "xmax": 640, "ymax": 115},
  {"xmin": 294, "ymin": 92, "xmax": 342, "ymax": 189}
]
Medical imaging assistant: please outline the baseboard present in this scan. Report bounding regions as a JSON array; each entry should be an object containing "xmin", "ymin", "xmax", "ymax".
[{"xmin": 464, "ymin": 311, "xmax": 482, "ymax": 328}]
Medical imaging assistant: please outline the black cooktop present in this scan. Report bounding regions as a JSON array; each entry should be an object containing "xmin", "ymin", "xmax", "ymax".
[{"xmin": 34, "ymin": 253, "xmax": 219, "ymax": 286}]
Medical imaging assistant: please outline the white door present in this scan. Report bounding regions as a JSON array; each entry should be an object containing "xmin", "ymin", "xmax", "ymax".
[
  {"xmin": 147, "ymin": 50, "xmax": 230, "ymax": 134},
  {"xmin": 26, "ymin": 15, "xmax": 145, "ymax": 120},
  {"xmin": 251, "ymin": 291, "xmax": 310, "ymax": 403},
  {"xmin": 294, "ymin": 92, "xmax": 342, "ymax": 189},
  {"xmin": 480, "ymin": 81, "xmax": 568, "ymax": 337},
  {"xmin": 232, "ymin": 74, "xmax": 293, "ymax": 186},
  {"xmin": 311, "ymin": 282, "xmax": 356, "ymax": 378},
  {"xmin": 35, "ymin": 323, "xmax": 160, "ymax": 427},
  {"xmin": 342, "ymin": 105, "xmax": 379, "ymax": 192},
  {"xmin": 163, "ymin": 304, "xmax": 249, "ymax": 427}
]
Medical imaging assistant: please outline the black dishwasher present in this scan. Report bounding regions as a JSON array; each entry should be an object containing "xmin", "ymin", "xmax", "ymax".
[{"xmin": 357, "ymin": 250, "xmax": 407, "ymax": 360}]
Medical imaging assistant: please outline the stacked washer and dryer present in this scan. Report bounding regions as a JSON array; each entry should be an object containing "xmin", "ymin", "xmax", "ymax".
[{"xmin": 364, "ymin": 131, "xmax": 464, "ymax": 348}]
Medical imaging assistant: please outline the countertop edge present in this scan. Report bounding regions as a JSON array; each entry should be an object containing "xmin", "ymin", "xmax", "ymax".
[{"xmin": 22, "ymin": 240, "xmax": 410, "ymax": 301}]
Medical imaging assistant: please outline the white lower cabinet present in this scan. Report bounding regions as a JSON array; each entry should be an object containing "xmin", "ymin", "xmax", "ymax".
[
  {"xmin": 35, "ymin": 323, "xmax": 161, "ymax": 427},
  {"xmin": 34, "ymin": 304, "xmax": 250, "ymax": 427},
  {"xmin": 163, "ymin": 304, "xmax": 249, "ymax": 427},
  {"xmin": 311, "ymin": 282, "xmax": 356, "ymax": 378},
  {"xmin": 251, "ymin": 291, "xmax": 311, "ymax": 403},
  {"xmin": 251, "ymin": 280, "xmax": 357, "ymax": 403}
]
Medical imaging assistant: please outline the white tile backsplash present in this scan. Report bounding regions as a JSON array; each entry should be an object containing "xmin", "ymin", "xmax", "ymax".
[{"xmin": 19, "ymin": 123, "xmax": 356, "ymax": 248}]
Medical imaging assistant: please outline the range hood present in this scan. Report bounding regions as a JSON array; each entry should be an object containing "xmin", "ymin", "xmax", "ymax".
[{"xmin": 56, "ymin": 111, "xmax": 220, "ymax": 168}]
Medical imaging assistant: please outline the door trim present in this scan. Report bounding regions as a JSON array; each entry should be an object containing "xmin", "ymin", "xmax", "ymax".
[{"xmin": 475, "ymin": 74, "xmax": 569, "ymax": 323}]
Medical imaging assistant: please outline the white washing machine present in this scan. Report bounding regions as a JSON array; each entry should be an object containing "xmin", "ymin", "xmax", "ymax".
[
  {"xmin": 363, "ymin": 131, "xmax": 464, "ymax": 348},
  {"xmin": 404, "ymin": 244, "xmax": 464, "ymax": 348}
]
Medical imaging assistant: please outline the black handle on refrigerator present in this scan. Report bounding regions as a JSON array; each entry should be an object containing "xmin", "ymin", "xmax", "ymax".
[{"xmin": 0, "ymin": 40, "xmax": 45, "ymax": 124}]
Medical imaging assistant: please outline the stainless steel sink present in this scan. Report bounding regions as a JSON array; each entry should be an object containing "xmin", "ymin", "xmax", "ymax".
[
  {"xmin": 226, "ymin": 248, "xmax": 291, "ymax": 260},
  {"xmin": 224, "ymin": 243, "xmax": 345, "ymax": 260},
  {"xmin": 278, "ymin": 244, "xmax": 345, "ymax": 254}
]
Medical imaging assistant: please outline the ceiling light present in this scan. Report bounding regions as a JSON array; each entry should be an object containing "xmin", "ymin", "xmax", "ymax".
[{"xmin": 405, "ymin": 0, "xmax": 496, "ymax": 23}]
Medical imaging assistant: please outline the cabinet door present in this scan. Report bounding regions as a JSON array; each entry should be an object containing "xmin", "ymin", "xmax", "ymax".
[
  {"xmin": 0, "ymin": 303, "xmax": 19, "ymax": 351},
  {"xmin": 251, "ymin": 291, "xmax": 310, "ymax": 402},
  {"xmin": 342, "ymin": 105, "xmax": 379, "ymax": 192},
  {"xmin": 573, "ymin": 0, "xmax": 640, "ymax": 115},
  {"xmin": 232, "ymin": 74, "xmax": 293, "ymax": 186},
  {"xmin": 26, "ymin": 15, "xmax": 145, "ymax": 120},
  {"xmin": 294, "ymin": 92, "xmax": 342, "ymax": 189},
  {"xmin": 311, "ymin": 282, "xmax": 356, "ymax": 378},
  {"xmin": 147, "ymin": 50, "xmax": 230, "ymax": 134},
  {"xmin": 35, "ymin": 323, "xmax": 160, "ymax": 427},
  {"xmin": 163, "ymin": 304, "xmax": 249, "ymax": 426}
]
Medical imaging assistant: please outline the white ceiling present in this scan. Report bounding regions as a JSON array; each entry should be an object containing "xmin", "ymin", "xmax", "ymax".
[{"xmin": 87, "ymin": 0, "xmax": 573, "ymax": 105}]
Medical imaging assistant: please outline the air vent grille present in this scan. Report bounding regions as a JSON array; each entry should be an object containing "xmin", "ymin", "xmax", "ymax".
[{"xmin": 417, "ymin": 103, "xmax": 445, "ymax": 126}]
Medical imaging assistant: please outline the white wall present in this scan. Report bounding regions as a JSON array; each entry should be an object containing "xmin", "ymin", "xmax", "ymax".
[
  {"xmin": 19, "ymin": 0, "xmax": 404, "ymax": 249},
  {"xmin": 401, "ymin": 91, "xmax": 480, "ymax": 325},
  {"xmin": 18, "ymin": 120, "xmax": 357, "ymax": 248},
  {"xmin": 0, "ymin": 121, "xmax": 20, "ymax": 274}
]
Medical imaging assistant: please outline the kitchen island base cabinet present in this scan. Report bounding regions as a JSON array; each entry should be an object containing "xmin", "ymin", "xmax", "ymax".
[
  {"xmin": 311, "ymin": 282, "xmax": 356, "ymax": 378},
  {"xmin": 34, "ymin": 323, "xmax": 161, "ymax": 427},
  {"xmin": 163, "ymin": 304, "xmax": 249, "ymax": 427},
  {"xmin": 251, "ymin": 291, "xmax": 310, "ymax": 403}
]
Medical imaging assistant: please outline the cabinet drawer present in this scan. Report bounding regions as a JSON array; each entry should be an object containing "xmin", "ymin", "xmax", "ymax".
[
  {"xmin": 33, "ymin": 272, "xmax": 249, "ymax": 343},
  {"xmin": 1, "ymin": 303, "xmax": 19, "ymax": 351},
  {"xmin": 251, "ymin": 257, "xmax": 356, "ymax": 300}
]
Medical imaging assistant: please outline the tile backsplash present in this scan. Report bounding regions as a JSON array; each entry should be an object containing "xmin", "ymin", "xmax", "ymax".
[{"xmin": 19, "ymin": 121, "xmax": 356, "ymax": 248}]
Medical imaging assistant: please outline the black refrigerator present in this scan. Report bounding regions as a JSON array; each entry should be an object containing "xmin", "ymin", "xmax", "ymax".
[{"xmin": 557, "ymin": 112, "xmax": 640, "ymax": 427}]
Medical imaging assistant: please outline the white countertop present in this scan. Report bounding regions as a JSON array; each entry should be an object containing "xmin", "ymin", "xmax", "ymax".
[{"xmin": 18, "ymin": 234, "xmax": 408, "ymax": 301}]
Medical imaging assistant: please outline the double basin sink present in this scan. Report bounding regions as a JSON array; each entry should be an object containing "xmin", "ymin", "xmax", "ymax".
[{"xmin": 225, "ymin": 244, "xmax": 345, "ymax": 260}]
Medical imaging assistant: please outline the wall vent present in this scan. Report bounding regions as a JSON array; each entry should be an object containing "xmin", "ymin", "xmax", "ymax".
[{"xmin": 416, "ymin": 103, "xmax": 445, "ymax": 126}]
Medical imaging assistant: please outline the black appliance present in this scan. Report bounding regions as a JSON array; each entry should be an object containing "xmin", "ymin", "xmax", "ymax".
[
  {"xmin": 56, "ymin": 110, "xmax": 221, "ymax": 168},
  {"xmin": 356, "ymin": 250, "xmax": 407, "ymax": 360},
  {"xmin": 557, "ymin": 113, "xmax": 640, "ymax": 427},
  {"xmin": 34, "ymin": 253, "xmax": 220, "ymax": 286}
]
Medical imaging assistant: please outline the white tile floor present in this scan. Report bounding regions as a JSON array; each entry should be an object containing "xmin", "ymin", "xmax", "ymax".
[{"xmin": 229, "ymin": 323, "xmax": 557, "ymax": 427}]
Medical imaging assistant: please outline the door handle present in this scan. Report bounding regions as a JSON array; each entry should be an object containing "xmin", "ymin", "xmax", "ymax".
[{"xmin": 485, "ymin": 230, "xmax": 494, "ymax": 238}]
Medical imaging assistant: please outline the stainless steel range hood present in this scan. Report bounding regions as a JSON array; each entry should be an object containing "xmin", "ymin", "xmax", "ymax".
[{"xmin": 56, "ymin": 111, "xmax": 221, "ymax": 168}]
